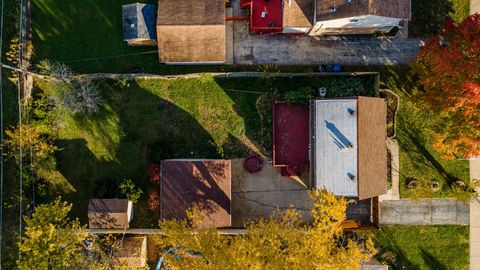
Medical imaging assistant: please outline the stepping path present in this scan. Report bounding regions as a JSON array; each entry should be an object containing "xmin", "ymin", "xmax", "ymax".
[{"xmin": 470, "ymin": 158, "xmax": 480, "ymax": 270}]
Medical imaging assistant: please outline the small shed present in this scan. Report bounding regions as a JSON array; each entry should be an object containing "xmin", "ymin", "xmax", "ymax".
[
  {"xmin": 122, "ymin": 3, "xmax": 157, "ymax": 46},
  {"xmin": 88, "ymin": 199, "xmax": 134, "ymax": 229}
]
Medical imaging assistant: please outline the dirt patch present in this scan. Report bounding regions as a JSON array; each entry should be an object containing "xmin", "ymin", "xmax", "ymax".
[{"xmin": 380, "ymin": 89, "xmax": 399, "ymax": 138}]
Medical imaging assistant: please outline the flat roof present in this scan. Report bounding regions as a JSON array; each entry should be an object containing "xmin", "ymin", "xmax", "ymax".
[
  {"xmin": 311, "ymin": 99, "xmax": 358, "ymax": 197},
  {"xmin": 283, "ymin": 0, "xmax": 314, "ymax": 28},
  {"xmin": 161, "ymin": 160, "xmax": 232, "ymax": 228}
]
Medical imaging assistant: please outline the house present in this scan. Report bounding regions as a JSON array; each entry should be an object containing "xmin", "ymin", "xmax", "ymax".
[
  {"xmin": 112, "ymin": 236, "xmax": 148, "ymax": 268},
  {"xmin": 309, "ymin": 97, "xmax": 387, "ymax": 199},
  {"xmin": 241, "ymin": 0, "xmax": 410, "ymax": 36},
  {"xmin": 156, "ymin": 0, "xmax": 226, "ymax": 64},
  {"xmin": 88, "ymin": 199, "xmax": 134, "ymax": 229},
  {"xmin": 122, "ymin": 3, "xmax": 157, "ymax": 46},
  {"xmin": 272, "ymin": 96, "xmax": 386, "ymax": 229},
  {"xmin": 160, "ymin": 160, "xmax": 232, "ymax": 228}
]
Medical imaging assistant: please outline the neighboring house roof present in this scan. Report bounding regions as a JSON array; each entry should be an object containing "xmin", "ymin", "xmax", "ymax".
[
  {"xmin": 161, "ymin": 160, "xmax": 232, "ymax": 228},
  {"xmin": 316, "ymin": 0, "xmax": 410, "ymax": 22},
  {"xmin": 310, "ymin": 97, "xmax": 387, "ymax": 199},
  {"xmin": 88, "ymin": 199, "xmax": 133, "ymax": 229},
  {"xmin": 122, "ymin": 3, "xmax": 157, "ymax": 40},
  {"xmin": 113, "ymin": 236, "xmax": 147, "ymax": 268},
  {"xmin": 156, "ymin": 0, "xmax": 226, "ymax": 63},
  {"xmin": 283, "ymin": 0, "xmax": 314, "ymax": 28}
]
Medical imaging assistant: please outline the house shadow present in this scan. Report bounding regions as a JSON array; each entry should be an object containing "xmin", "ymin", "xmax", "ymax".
[
  {"xmin": 55, "ymin": 80, "xmax": 220, "ymax": 226},
  {"xmin": 373, "ymin": 227, "xmax": 421, "ymax": 270}
]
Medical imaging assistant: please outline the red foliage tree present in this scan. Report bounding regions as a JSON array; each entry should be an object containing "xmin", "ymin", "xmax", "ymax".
[
  {"xmin": 148, "ymin": 189, "xmax": 160, "ymax": 211},
  {"xmin": 413, "ymin": 14, "xmax": 480, "ymax": 159}
]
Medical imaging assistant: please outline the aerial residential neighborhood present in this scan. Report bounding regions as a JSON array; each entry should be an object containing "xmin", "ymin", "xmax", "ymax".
[{"xmin": 0, "ymin": 0, "xmax": 478, "ymax": 269}]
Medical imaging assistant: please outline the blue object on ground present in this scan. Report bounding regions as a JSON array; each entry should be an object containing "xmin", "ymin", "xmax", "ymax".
[{"xmin": 333, "ymin": 64, "xmax": 342, "ymax": 72}]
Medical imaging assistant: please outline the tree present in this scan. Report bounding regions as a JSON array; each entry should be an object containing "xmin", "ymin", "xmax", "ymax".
[
  {"xmin": 119, "ymin": 179, "xmax": 143, "ymax": 203},
  {"xmin": 4, "ymin": 124, "xmax": 58, "ymax": 162},
  {"xmin": 37, "ymin": 60, "xmax": 102, "ymax": 114},
  {"xmin": 156, "ymin": 189, "xmax": 376, "ymax": 269},
  {"xmin": 412, "ymin": 14, "xmax": 480, "ymax": 159},
  {"xmin": 17, "ymin": 199, "xmax": 109, "ymax": 270}
]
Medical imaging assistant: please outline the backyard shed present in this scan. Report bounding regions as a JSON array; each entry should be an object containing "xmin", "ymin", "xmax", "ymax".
[
  {"xmin": 88, "ymin": 199, "xmax": 134, "ymax": 229},
  {"xmin": 160, "ymin": 160, "xmax": 232, "ymax": 228},
  {"xmin": 113, "ymin": 236, "xmax": 147, "ymax": 268},
  {"xmin": 122, "ymin": 3, "xmax": 157, "ymax": 46}
]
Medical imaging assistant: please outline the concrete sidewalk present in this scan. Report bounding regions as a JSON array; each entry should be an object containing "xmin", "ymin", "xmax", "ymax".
[
  {"xmin": 380, "ymin": 199, "xmax": 469, "ymax": 225},
  {"xmin": 470, "ymin": 158, "xmax": 480, "ymax": 270}
]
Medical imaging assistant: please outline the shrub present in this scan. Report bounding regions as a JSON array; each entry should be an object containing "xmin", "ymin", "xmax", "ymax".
[
  {"xmin": 62, "ymin": 80, "xmax": 101, "ymax": 114},
  {"xmin": 119, "ymin": 179, "xmax": 143, "ymax": 203},
  {"xmin": 148, "ymin": 189, "xmax": 160, "ymax": 211},
  {"xmin": 283, "ymin": 87, "xmax": 315, "ymax": 105}
]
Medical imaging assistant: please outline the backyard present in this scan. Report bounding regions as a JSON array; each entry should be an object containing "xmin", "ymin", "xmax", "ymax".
[
  {"xmin": 33, "ymin": 74, "xmax": 376, "ymax": 226},
  {"xmin": 371, "ymin": 225, "xmax": 469, "ymax": 269},
  {"xmin": 31, "ymin": 0, "xmax": 470, "ymax": 74}
]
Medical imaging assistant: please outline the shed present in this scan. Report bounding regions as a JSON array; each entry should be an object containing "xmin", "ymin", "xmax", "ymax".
[
  {"xmin": 88, "ymin": 199, "xmax": 134, "ymax": 229},
  {"xmin": 113, "ymin": 236, "xmax": 147, "ymax": 268},
  {"xmin": 310, "ymin": 97, "xmax": 387, "ymax": 200},
  {"xmin": 122, "ymin": 3, "xmax": 157, "ymax": 46},
  {"xmin": 160, "ymin": 160, "xmax": 232, "ymax": 228}
]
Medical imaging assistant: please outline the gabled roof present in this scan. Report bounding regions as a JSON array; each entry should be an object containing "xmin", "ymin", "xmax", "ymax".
[
  {"xmin": 122, "ymin": 3, "xmax": 156, "ymax": 40},
  {"xmin": 156, "ymin": 0, "xmax": 226, "ymax": 63},
  {"xmin": 88, "ymin": 199, "xmax": 132, "ymax": 229},
  {"xmin": 316, "ymin": 0, "xmax": 410, "ymax": 22},
  {"xmin": 161, "ymin": 160, "xmax": 232, "ymax": 228}
]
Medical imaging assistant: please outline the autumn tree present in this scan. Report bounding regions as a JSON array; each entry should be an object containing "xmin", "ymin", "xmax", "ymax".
[
  {"xmin": 156, "ymin": 189, "xmax": 376, "ymax": 270},
  {"xmin": 4, "ymin": 124, "xmax": 58, "ymax": 162},
  {"xmin": 412, "ymin": 14, "xmax": 480, "ymax": 159},
  {"xmin": 17, "ymin": 199, "xmax": 109, "ymax": 270}
]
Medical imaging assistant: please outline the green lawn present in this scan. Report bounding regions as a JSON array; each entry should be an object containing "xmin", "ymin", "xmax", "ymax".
[
  {"xmin": 410, "ymin": 0, "xmax": 470, "ymax": 37},
  {"xmin": 349, "ymin": 66, "xmax": 470, "ymax": 199},
  {"xmin": 372, "ymin": 225, "xmax": 469, "ymax": 270},
  {"xmin": 34, "ymin": 74, "xmax": 375, "ymax": 226}
]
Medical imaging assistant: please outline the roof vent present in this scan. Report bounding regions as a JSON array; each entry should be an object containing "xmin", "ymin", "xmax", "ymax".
[
  {"xmin": 347, "ymin": 108, "xmax": 355, "ymax": 115},
  {"xmin": 130, "ymin": 23, "xmax": 135, "ymax": 28},
  {"xmin": 344, "ymin": 0, "xmax": 353, "ymax": 3},
  {"xmin": 348, "ymin": 173, "xmax": 356, "ymax": 180}
]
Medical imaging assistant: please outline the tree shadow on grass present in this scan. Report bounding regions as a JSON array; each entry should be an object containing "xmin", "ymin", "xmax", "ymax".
[
  {"xmin": 396, "ymin": 114, "xmax": 458, "ymax": 185},
  {"xmin": 55, "ymin": 80, "xmax": 221, "ymax": 226},
  {"xmin": 373, "ymin": 227, "xmax": 421, "ymax": 270},
  {"xmin": 420, "ymin": 248, "xmax": 448, "ymax": 270}
]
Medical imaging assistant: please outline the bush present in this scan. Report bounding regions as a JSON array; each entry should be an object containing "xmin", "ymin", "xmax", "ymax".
[
  {"xmin": 283, "ymin": 87, "xmax": 315, "ymax": 105},
  {"xmin": 62, "ymin": 80, "xmax": 101, "ymax": 114},
  {"xmin": 119, "ymin": 179, "xmax": 143, "ymax": 203}
]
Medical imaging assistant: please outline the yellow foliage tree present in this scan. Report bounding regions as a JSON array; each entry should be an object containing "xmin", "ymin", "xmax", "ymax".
[
  {"xmin": 157, "ymin": 189, "xmax": 376, "ymax": 270},
  {"xmin": 4, "ymin": 124, "xmax": 58, "ymax": 162}
]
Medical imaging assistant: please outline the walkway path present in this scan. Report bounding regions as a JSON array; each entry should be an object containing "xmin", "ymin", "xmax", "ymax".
[
  {"xmin": 469, "ymin": 3, "xmax": 480, "ymax": 270},
  {"xmin": 470, "ymin": 158, "xmax": 480, "ymax": 270},
  {"xmin": 380, "ymin": 199, "xmax": 469, "ymax": 225}
]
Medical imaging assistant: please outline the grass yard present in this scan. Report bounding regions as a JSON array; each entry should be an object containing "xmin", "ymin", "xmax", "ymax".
[
  {"xmin": 410, "ymin": 0, "xmax": 470, "ymax": 37},
  {"xmin": 371, "ymin": 225, "xmax": 469, "ymax": 270},
  {"xmin": 31, "ymin": 0, "xmax": 317, "ymax": 74},
  {"xmin": 348, "ymin": 66, "xmax": 471, "ymax": 199},
  {"xmin": 34, "ymin": 74, "xmax": 375, "ymax": 226}
]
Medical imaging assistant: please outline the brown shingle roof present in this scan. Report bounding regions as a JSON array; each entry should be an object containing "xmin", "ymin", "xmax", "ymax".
[
  {"xmin": 88, "ymin": 199, "xmax": 131, "ymax": 229},
  {"xmin": 283, "ymin": 0, "xmax": 314, "ymax": 28},
  {"xmin": 357, "ymin": 97, "xmax": 387, "ymax": 200},
  {"xmin": 156, "ymin": 0, "xmax": 226, "ymax": 63},
  {"xmin": 157, "ymin": 0, "xmax": 225, "ymax": 25},
  {"xmin": 316, "ymin": 0, "xmax": 410, "ymax": 21},
  {"xmin": 161, "ymin": 160, "xmax": 232, "ymax": 228}
]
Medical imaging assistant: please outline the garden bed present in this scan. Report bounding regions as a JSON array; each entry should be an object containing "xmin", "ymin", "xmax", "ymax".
[{"xmin": 380, "ymin": 89, "xmax": 399, "ymax": 138}]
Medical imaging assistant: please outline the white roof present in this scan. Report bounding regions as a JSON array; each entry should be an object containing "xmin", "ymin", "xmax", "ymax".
[{"xmin": 312, "ymin": 99, "xmax": 358, "ymax": 197}]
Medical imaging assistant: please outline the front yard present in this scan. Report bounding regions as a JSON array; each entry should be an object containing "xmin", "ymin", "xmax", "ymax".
[
  {"xmin": 371, "ymin": 225, "xmax": 469, "ymax": 269},
  {"xmin": 33, "ymin": 74, "xmax": 376, "ymax": 225}
]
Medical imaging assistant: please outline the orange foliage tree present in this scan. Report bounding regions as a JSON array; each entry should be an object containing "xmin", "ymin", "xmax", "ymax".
[{"xmin": 413, "ymin": 14, "xmax": 480, "ymax": 159}]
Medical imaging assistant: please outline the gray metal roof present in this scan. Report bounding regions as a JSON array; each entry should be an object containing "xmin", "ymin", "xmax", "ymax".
[
  {"xmin": 122, "ymin": 3, "xmax": 156, "ymax": 40},
  {"xmin": 311, "ymin": 99, "xmax": 358, "ymax": 197}
]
